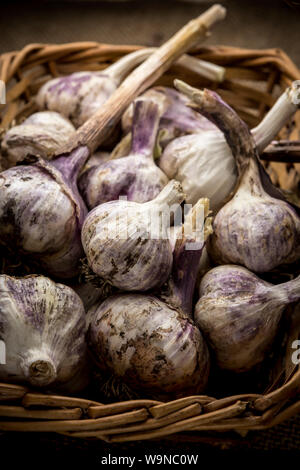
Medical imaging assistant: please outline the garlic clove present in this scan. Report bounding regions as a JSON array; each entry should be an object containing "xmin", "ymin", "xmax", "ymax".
[
  {"xmin": 82, "ymin": 180, "xmax": 185, "ymax": 291},
  {"xmin": 78, "ymin": 99, "xmax": 169, "ymax": 209},
  {"xmin": 195, "ymin": 265, "xmax": 300, "ymax": 372},
  {"xmin": 0, "ymin": 275, "xmax": 88, "ymax": 390},
  {"xmin": 1, "ymin": 111, "xmax": 75, "ymax": 167}
]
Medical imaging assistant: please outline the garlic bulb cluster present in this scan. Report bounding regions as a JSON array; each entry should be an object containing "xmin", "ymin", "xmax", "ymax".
[
  {"xmin": 195, "ymin": 265, "xmax": 300, "ymax": 372},
  {"xmin": 36, "ymin": 48, "xmax": 224, "ymax": 129},
  {"xmin": 88, "ymin": 199, "xmax": 212, "ymax": 399},
  {"xmin": 159, "ymin": 81, "xmax": 300, "ymax": 211},
  {"xmin": 0, "ymin": 146, "xmax": 89, "ymax": 278},
  {"xmin": 1, "ymin": 112, "xmax": 75, "ymax": 167},
  {"xmin": 0, "ymin": 275, "xmax": 87, "ymax": 390},
  {"xmin": 82, "ymin": 180, "xmax": 185, "ymax": 291},
  {"xmin": 175, "ymin": 81, "xmax": 300, "ymax": 272},
  {"xmin": 79, "ymin": 99, "xmax": 169, "ymax": 209}
]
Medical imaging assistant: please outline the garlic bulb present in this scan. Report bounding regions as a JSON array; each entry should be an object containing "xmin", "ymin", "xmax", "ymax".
[
  {"xmin": 159, "ymin": 80, "xmax": 300, "ymax": 211},
  {"xmin": 79, "ymin": 99, "xmax": 169, "ymax": 209},
  {"xmin": 82, "ymin": 180, "xmax": 185, "ymax": 291},
  {"xmin": 1, "ymin": 112, "xmax": 75, "ymax": 167},
  {"xmin": 122, "ymin": 86, "xmax": 216, "ymax": 147},
  {"xmin": 88, "ymin": 199, "xmax": 212, "ymax": 398},
  {"xmin": 175, "ymin": 82, "xmax": 300, "ymax": 272},
  {"xmin": 195, "ymin": 265, "xmax": 300, "ymax": 372},
  {"xmin": 0, "ymin": 146, "xmax": 89, "ymax": 278},
  {"xmin": 0, "ymin": 275, "xmax": 87, "ymax": 390}
]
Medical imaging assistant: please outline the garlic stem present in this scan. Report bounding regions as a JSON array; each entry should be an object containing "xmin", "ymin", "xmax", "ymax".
[
  {"xmin": 271, "ymin": 275, "xmax": 300, "ymax": 305},
  {"xmin": 107, "ymin": 47, "xmax": 225, "ymax": 84},
  {"xmin": 149, "ymin": 179, "xmax": 185, "ymax": 208},
  {"xmin": 253, "ymin": 82, "xmax": 300, "ymax": 152},
  {"xmin": 21, "ymin": 350, "xmax": 57, "ymax": 387},
  {"xmin": 131, "ymin": 99, "xmax": 160, "ymax": 157},
  {"xmin": 167, "ymin": 198, "xmax": 212, "ymax": 316}
]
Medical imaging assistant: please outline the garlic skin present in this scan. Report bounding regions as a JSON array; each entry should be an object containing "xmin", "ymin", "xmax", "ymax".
[
  {"xmin": 0, "ymin": 146, "xmax": 89, "ymax": 278},
  {"xmin": 195, "ymin": 265, "xmax": 300, "ymax": 372},
  {"xmin": 88, "ymin": 294, "xmax": 209, "ymax": 399},
  {"xmin": 160, "ymin": 81, "xmax": 300, "ymax": 211},
  {"xmin": 82, "ymin": 180, "xmax": 185, "ymax": 291},
  {"xmin": 79, "ymin": 99, "xmax": 169, "ymax": 209},
  {"xmin": 1, "ymin": 112, "xmax": 75, "ymax": 166},
  {"xmin": 175, "ymin": 81, "xmax": 300, "ymax": 272},
  {"xmin": 36, "ymin": 49, "xmax": 156, "ymax": 128},
  {"xmin": 80, "ymin": 150, "xmax": 110, "ymax": 175},
  {"xmin": 0, "ymin": 275, "xmax": 87, "ymax": 390}
]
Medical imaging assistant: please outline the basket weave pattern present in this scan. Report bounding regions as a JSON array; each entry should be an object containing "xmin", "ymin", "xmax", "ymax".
[{"xmin": 0, "ymin": 43, "xmax": 299, "ymax": 442}]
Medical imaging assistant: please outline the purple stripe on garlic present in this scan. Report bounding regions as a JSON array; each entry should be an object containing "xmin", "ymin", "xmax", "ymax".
[
  {"xmin": 195, "ymin": 265, "xmax": 300, "ymax": 372},
  {"xmin": 78, "ymin": 99, "xmax": 169, "ymax": 209}
]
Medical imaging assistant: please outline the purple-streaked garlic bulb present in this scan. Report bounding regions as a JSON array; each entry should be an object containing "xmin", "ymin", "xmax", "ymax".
[
  {"xmin": 159, "ymin": 81, "xmax": 300, "ymax": 211},
  {"xmin": 1, "ymin": 112, "xmax": 75, "ymax": 167},
  {"xmin": 79, "ymin": 99, "xmax": 169, "ymax": 209},
  {"xmin": 82, "ymin": 180, "xmax": 185, "ymax": 291},
  {"xmin": 36, "ymin": 49, "xmax": 224, "ymax": 129},
  {"xmin": 88, "ymin": 199, "xmax": 212, "ymax": 399},
  {"xmin": 0, "ymin": 275, "xmax": 88, "ymax": 391},
  {"xmin": 0, "ymin": 146, "xmax": 89, "ymax": 278},
  {"xmin": 195, "ymin": 265, "xmax": 300, "ymax": 372},
  {"xmin": 122, "ymin": 86, "xmax": 216, "ymax": 147},
  {"xmin": 176, "ymin": 81, "xmax": 300, "ymax": 272}
]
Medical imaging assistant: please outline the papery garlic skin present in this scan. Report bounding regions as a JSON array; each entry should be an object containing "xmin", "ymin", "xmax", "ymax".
[
  {"xmin": 0, "ymin": 146, "xmax": 89, "ymax": 279},
  {"xmin": 159, "ymin": 130, "xmax": 236, "ymax": 210},
  {"xmin": 82, "ymin": 180, "xmax": 185, "ymax": 291},
  {"xmin": 195, "ymin": 265, "xmax": 300, "ymax": 372},
  {"xmin": 79, "ymin": 99, "xmax": 169, "ymax": 209},
  {"xmin": 0, "ymin": 275, "xmax": 87, "ymax": 390},
  {"xmin": 1, "ymin": 111, "xmax": 75, "ymax": 166},
  {"xmin": 88, "ymin": 294, "xmax": 210, "ymax": 399}
]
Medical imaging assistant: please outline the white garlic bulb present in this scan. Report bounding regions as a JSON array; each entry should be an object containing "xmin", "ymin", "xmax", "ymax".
[
  {"xmin": 1, "ymin": 111, "xmax": 75, "ymax": 166},
  {"xmin": 0, "ymin": 275, "xmax": 88, "ymax": 390}
]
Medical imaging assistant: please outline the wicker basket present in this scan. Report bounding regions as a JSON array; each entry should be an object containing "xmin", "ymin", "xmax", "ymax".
[{"xmin": 0, "ymin": 43, "xmax": 300, "ymax": 444}]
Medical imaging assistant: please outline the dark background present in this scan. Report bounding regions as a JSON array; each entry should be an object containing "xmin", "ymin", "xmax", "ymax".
[{"xmin": 0, "ymin": 0, "xmax": 300, "ymax": 460}]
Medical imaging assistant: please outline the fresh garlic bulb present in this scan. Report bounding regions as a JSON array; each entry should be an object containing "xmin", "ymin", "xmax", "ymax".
[
  {"xmin": 36, "ymin": 49, "xmax": 224, "ymax": 129},
  {"xmin": 88, "ymin": 199, "xmax": 212, "ymax": 398},
  {"xmin": 159, "ymin": 80, "xmax": 300, "ymax": 211},
  {"xmin": 195, "ymin": 265, "xmax": 300, "ymax": 372},
  {"xmin": 1, "ymin": 112, "xmax": 75, "ymax": 167},
  {"xmin": 175, "ymin": 82, "xmax": 300, "ymax": 272},
  {"xmin": 82, "ymin": 180, "xmax": 185, "ymax": 291},
  {"xmin": 122, "ymin": 86, "xmax": 216, "ymax": 147},
  {"xmin": 0, "ymin": 146, "xmax": 89, "ymax": 278},
  {"xmin": 79, "ymin": 99, "xmax": 169, "ymax": 209},
  {"xmin": 0, "ymin": 275, "xmax": 87, "ymax": 390}
]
